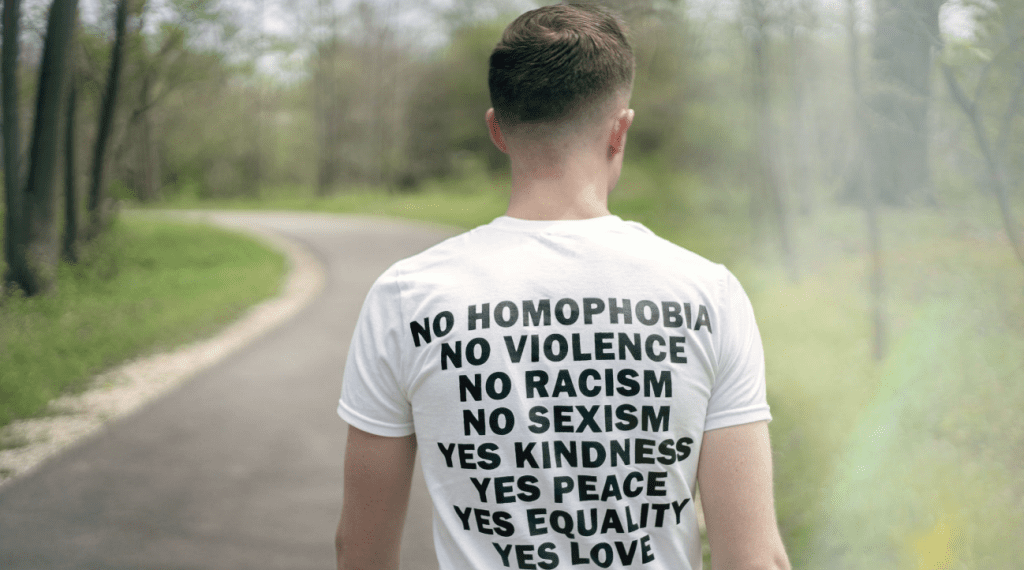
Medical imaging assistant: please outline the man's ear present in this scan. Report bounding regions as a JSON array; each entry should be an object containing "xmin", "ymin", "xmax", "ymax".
[
  {"xmin": 608, "ymin": 108, "xmax": 635, "ymax": 157},
  {"xmin": 486, "ymin": 108, "xmax": 509, "ymax": 154}
]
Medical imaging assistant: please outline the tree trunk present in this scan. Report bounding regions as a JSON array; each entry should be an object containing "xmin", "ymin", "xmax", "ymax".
[
  {"xmin": 251, "ymin": 0, "xmax": 264, "ymax": 198},
  {"xmin": 745, "ymin": 0, "xmax": 799, "ymax": 282},
  {"xmin": 63, "ymin": 81, "xmax": 79, "ymax": 263},
  {"xmin": 867, "ymin": 0, "xmax": 944, "ymax": 206},
  {"xmin": 314, "ymin": 38, "xmax": 344, "ymax": 196},
  {"xmin": 137, "ymin": 71, "xmax": 161, "ymax": 202},
  {"xmin": 142, "ymin": 98, "xmax": 161, "ymax": 201},
  {"xmin": 87, "ymin": 0, "xmax": 128, "ymax": 238},
  {"xmin": 19, "ymin": 0, "xmax": 79, "ymax": 295},
  {"xmin": 786, "ymin": 3, "xmax": 814, "ymax": 216},
  {"xmin": 3, "ymin": 0, "xmax": 26, "ymax": 292},
  {"xmin": 849, "ymin": 0, "xmax": 888, "ymax": 359}
]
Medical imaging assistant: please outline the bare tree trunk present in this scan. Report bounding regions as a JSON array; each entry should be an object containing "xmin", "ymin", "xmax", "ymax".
[
  {"xmin": 142, "ymin": 100, "xmax": 161, "ymax": 201},
  {"xmin": 361, "ymin": 1, "xmax": 397, "ymax": 189},
  {"xmin": 867, "ymin": 0, "xmax": 943, "ymax": 205},
  {"xmin": 62, "ymin": 15, "xmax": 81, "ymax": 263},
  {"xmin": 745, "ymin": 0, "xmax": 799, "ymax": 282},
  {"xmin": 314, "ymin": 39, "xmax": 345, "ymax": 196},
  {"xmin": 314, "ymin": 0, "xmax": 339, "ymax": 196},
  {"xmin": 87, "ymin": 0, "xmax": 128, "ymax": 238},
  {"xmin": 63, "ymin": 81, "xmax": 79, "ymax": 263},
  {"xmin": 137, "ymin": 72, "xmax": 161, "ymax": 202},
  {"xmin": 786, "ymin": 0, "xmax": 814, "ymax": 216},
  {"xmin": 3, "ymin": 0, "xmax": 27, "ymax": 292},
  {"xmin": 848, "ymin": 0, "xmax": 887, "ymax": 359},
  {"xmin": 20, "ymin": 0, "xmax": 79, "ymax": 295},
  {"xmin": 251, "ymin": 0, "xmax": 265, "ymax": 198},
  {"xmin": 995, "ymin": 69, "xmax": 1024, "ymax": 157}
]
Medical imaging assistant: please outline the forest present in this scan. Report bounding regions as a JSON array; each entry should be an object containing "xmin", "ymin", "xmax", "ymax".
[
  {"xmin": 3, "ymin": 0, "xmax": 1023, "ymax": 275},
  {"xmin": 2, "ymin": 0, "xmax": 1023, "ymax": 567}
]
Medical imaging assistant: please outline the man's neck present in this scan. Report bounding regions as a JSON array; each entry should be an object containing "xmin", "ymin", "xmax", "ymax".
[{"xmin": 504, "ymin": 149, "xmax": 613, "ymax": 221}]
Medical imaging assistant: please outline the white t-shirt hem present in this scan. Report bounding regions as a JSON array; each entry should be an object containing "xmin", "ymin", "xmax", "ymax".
[
  {"xmin": 704, "ymin": 405, "xmax": 772, "ymax": 432},
  {"xmin": 337, "ymin": 401, "xmax": 415, "ymax": 437}
]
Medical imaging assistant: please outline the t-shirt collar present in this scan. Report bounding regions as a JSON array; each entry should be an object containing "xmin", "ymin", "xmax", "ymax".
[{"xmin": 487, "ymin": 214, "xmax": 623, "ymax": 234}]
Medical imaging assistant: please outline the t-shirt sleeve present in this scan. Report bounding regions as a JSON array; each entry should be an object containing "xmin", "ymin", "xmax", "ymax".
[
  {"xmin": 337, "ymin": 270, "xmax": 415, "ymax": 437},
  {"xmin": 704, "ymin": 269, "xmax": 772, "ymax": 431}
]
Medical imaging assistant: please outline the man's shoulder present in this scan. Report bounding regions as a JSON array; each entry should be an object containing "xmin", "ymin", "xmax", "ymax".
[
  {"xmin": 382, "ymin": 223, "xmax": 490, "ymax": 276},
  {"xmin": 384, "ymin": 215, "xmax": 727, "ymax": 280},
  {"xmin": 601, "ymin": 218, "xmax": 731, "ymax": 281}
]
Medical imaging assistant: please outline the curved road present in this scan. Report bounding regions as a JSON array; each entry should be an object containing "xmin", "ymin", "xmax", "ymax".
[{"xmin": 0, "ymin": 212, "xmax": 458, "ymax": 570}]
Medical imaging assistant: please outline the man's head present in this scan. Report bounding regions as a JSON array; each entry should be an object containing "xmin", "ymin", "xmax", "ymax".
[{"xmin": 487, "ymin": 2, "xmax": 635, "ymax": 140}]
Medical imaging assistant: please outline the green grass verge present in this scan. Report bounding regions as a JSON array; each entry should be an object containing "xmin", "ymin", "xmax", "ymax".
[
  {"xmin": 157, "ymin": 173, "xmax": 512, "ymax": 231},
  {"xmin": 755, "ymin": 205, "xmax": 1024, "ymax": 569},
  {"xmin": 0, "ymin": 216, "xmax": 286, "ymax": 429}
]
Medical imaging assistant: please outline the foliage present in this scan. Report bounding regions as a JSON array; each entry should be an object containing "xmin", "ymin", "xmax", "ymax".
[
  {"xmin": 0, "ymin": 216, "xmax": 285, "ymax": 428},
  {"xmin": 156, "ymin": 167, "xmax": 512, "ymax": 228},
  {"xmin": 404, "ymin": 20, "xmax": 509, "ymax": 182},
  {"xmin": 6, "ymin": 0, "xmax": 1019, "ymax": 216},
  {"xmin": 751, "ymin": 200, "xmax": 1024, "ymax": 568},
  {"xmin": 85, "ymin": 1, "xmax": 745, "ymax": 197}
]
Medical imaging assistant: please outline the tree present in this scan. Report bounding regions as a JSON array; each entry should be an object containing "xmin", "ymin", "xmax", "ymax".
[
  {"xmin": 848, "ymin": 0, "xmax": 888, "ymax": 359},
  {"xmin": 741, "ymin": 0, "xmax": 799, "ymax": 281},
  {"xmin": 102, "ymin": 0, "xmax": 230, "ymax": 201},
  {"xmin": 3, "ymin": 0, "xmax": 26, "ymax": 292},
  {"xmin": 781, "ymin": 0, "xmax": 818, "ymax": 216},
  {"xmin": 866, "ymin": 0, "xmax": 945, "ymax": 205},
  {"xmin": 5, "ymin": 0, "xmax": 80, "ymax": 295},
  {"xmin": 939, "ymin": 13, "xmax": 1024, "ymax": 273},
  {"xmin": 116, "ymin": 12, "xmax": 187, "ymax": 202},
  {"xmin": 403, "ymin": 20, "xmax": 507, "ymax": 185},
  {"xmin": 63, "ymin": 38, "xmax": 80, "ymax": 263},
  {"xmin": 312, "ymin": 31, "xmax": 350, "ymax": 195},
  {"xmin": 87, "ymin": 0, "xmax": 129, "ymax": 238},
  {"xmin": 312, "ymin": 0, "xmax": 411, "ymax": 193}
]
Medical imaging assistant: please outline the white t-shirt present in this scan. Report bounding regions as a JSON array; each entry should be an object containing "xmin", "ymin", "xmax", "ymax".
[{"xmin": 338, "ymin": 215, "xmax": 771, "ymax": 570}]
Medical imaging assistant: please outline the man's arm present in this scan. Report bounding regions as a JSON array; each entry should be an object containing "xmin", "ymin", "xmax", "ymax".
[
  {"xmin": 336, "ymin": 426, "xmax": 417, "ymax": 570},
  {"xmin": 697, "ymin": 420, "xmax": 791, "ymax": 570}
]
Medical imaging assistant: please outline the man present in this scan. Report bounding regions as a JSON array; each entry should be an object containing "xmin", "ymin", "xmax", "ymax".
[{"xmin": 335, "ymin": 4, "xmax": 790, "ymax": 570}]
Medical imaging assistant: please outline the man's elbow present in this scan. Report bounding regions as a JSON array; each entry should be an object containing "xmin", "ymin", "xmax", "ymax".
[
  {"xmin": 762, "ymin": 553, "xmax": 791, "ymax": 570},
  {"xmin": 732, "ymin": 553, "xmax": 791, "ymax": 570},
  {"xmin": 334, "ymin": 529, "xmax": 362, "ymax": 570},
  {"xmin": 715, "ymin": 549, "xmax": 790, "ymax": 570},
  {"xmin": 335, "ymin": 531, "xmax": 399, "ymax": 570},
  {"xmin": 334, "ymin": 530, "xmax": 345, "ymax": 570}
]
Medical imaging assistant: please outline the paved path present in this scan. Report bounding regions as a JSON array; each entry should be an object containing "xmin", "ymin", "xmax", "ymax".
[{"xmin": 0, "ymin": 212, "xmax": 458, "ymax": 570}]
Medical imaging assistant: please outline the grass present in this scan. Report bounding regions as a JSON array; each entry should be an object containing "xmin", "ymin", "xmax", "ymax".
[
  {"xmin": 157, "ymin": 173, "xmax": 512, "ymax": 231},
  {"xmin": 753, "ymin": 203, "xmax": 1024, "ymax": 569},
  {"xmin": 0, "ymin": 216, "xmax": 286, "ymax": 429}
]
